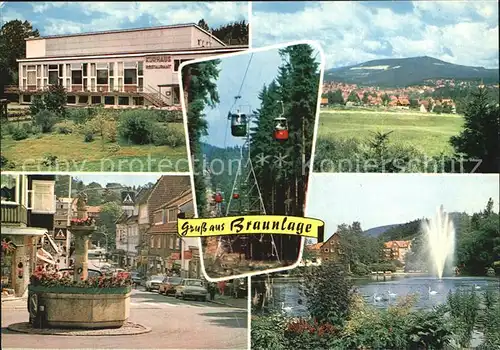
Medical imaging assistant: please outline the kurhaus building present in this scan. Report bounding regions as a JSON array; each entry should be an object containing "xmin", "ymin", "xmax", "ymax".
[{"xmin": 13, "ymin": 23, "xmax": 247, "ymax": 108}]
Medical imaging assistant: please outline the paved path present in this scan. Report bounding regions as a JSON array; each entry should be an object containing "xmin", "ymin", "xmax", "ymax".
[{"xmin": 1, "ymin": 289, "xmax": 248, "ymax": 349}]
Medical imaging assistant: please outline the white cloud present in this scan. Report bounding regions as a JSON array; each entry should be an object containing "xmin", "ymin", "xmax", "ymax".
[
  {"xmin": 252, "ymin": 1, "xmax": 499, "ymax": 69},
  {"xmin": 31, "ymin": 2, "xmax": 68, "ymax": 14}
]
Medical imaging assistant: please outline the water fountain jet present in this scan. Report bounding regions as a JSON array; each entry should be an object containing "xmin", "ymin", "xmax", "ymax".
[{"xmin": 422, "ymin": 205, "xmax": 455, "ymax": 279}]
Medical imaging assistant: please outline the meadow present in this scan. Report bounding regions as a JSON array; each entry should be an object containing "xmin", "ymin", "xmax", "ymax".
[
  {"xmin": 1, "ymin": 107, "xmax": 189, "ymax": 172},
  {"xmin": 317, "ymin": 108, "xmax": 464, "ymax": 156}
]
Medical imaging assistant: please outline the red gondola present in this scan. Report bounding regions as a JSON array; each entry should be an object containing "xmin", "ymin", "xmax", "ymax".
[
  {"xmin": 233, "ymin": 193, "xmax": 240, "ymax": 199},
  {"xmin": 214, "ymin": 192, "xmax": 223, "ymax": 203},
  {"xmin": 274, "ymin": 117, "xmax": 289, "ymax": 141}
]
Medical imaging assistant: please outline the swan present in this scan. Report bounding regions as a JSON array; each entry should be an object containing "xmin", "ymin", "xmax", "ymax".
[
  {"xmin": 428, "ymin": 286, "xmax": 438, "ymax": 296},
  {"xmin": 388, "ymin": 290, "xmax": 397, "ymax": 298},
  {"xmin": 373, "ymin": 294, "xmax": 386, "ymax": 302},
  {"xmin": 474, "ymin": 284, "xmax": 481, "ymax": 290},
  {"xmin": 281, "ymin": 302, "xmax": 293, "ymax": 313}
]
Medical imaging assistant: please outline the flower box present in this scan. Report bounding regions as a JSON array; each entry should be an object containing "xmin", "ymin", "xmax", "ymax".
[{"xmin": 28, "ymin": 285, "xmax": 131, "ymax": 295}]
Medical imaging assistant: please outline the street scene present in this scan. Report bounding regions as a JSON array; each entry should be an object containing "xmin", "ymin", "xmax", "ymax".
[
  {"xmin": 1, "ymin": 173, "xmax": 248, "ymax": 349},
  {"xmin": 183, "ymin": 42, "xmax": 323, "ymax": 279},
  {"xmin": 2, "ymin": 287, "xmax": 247, "ymax": 349}
]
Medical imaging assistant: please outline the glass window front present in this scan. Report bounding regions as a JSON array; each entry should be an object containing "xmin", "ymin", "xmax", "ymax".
[
  {"xmin": 124, "ymin": 69, "xmax": 137, "ymax": 84},
  {"xmin": 97, "ymin": 70, "xmax": 108, "ymax": 85}
]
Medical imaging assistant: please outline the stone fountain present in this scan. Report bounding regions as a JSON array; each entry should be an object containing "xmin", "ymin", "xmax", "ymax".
[
  {"xmin": 422, "ymin": 205, "xmax": 456, "ymax": 279},
  {"xmin": 26, "ymin": 193, "xmax": 131, "ymax": 329}
]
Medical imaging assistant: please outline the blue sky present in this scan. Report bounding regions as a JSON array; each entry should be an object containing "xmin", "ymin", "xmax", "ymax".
[
  {"xmin": 306, "ymin": 174, "xmax": 500, "ymax": 240},
  {"xmin": 252, "ymin": 1, "xmax": 499, "ymax": 69},
  {"xmin": 200, "ymin": 44, "xmax": 321, "ymax": 148},
  {"xmin": 2, "ymin": 2, "xmax": 248, "ymax": 35},
  {"xmin": 201, "ymin": 48, "xmax": 281, "ymax": 148},
  {"xmin": 72, "ymin": 174, "xmax": 161, "ymax": 188}
]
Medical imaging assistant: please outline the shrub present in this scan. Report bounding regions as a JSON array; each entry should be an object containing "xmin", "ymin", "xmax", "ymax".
[
  {"xmin": 301, "ymin": 262, "xmax": 353, "ymax": 326},
  {"xmin": 84, "ymin": 132, "xmax": 94, "ymax": 142},
  {"xmin": 152, "ymin": 125, "xmax": 185, "ymax": 147},
  {"xmin": 29, "ymin": 95, "xmax": 46, "ymax": 117},
  {"xmin": 4, "ymin": 123, "xmax": 16, "ymax": 135},
  {"xmin": 11, "ymin": 127, "xmax": 28, "ymax": 140},
  {"xmin": 118, "ymin": 110, "xmax": 155, "ymax": 144},
  {"xmin": 481, "ymin": 290, "xmax": 500, "ymax": 349},
  {"xmin": 22, "ymin": 122, "xmax": 34, "ymax": 134},
  {"xmin": 68, "ymin": 108, "xmax": 91, "ymax": 124},
  {"xmin": 251, "ymin": 313, "xmax": 287, "ymax": 350},
  {"xmin": 41, "ymin": 154, "xmax": 57, "ymax": 167},
  {"xmin": 446, "ymin": 288, "xmax": 480, "ymax": 348},
  {"xmin": 34, "ymin": 110, "xmax": 58, "ymax": 133},
  {"xmin": 103, "ymin": 119, "xmax": 118, "ymax": 142},
  {"xmin": 57, "ymin": 120, "xmax": 75, "ymax": 134},
  {"xmin": 106, "ymin": 144, "xmax": 121, "ymax": 154},
  {"xmin": 0, "ymin": 155, "xmax": 9, "ymax": 168},
  {"xmin": 30, "ymin": 85, "xmax": 67, "ymax": 118}
]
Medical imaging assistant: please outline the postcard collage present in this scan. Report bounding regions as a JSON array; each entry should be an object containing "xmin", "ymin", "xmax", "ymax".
[{"xmin": 0, "ymin": 2, "xmax": 499, "ymax": 350}]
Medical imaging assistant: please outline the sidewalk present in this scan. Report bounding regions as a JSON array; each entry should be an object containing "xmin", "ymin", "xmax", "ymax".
[{"xmin": 208, "ymin": 295, "xmax": 248, "ymax": 309}]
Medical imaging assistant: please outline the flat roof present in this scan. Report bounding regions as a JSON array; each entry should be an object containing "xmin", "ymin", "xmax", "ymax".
[
  {"xmin": 26, "ymin": 22, "xmax": 227, "ymax": 47},
  {"xmin": 27, "ymin": 23, "xmax": 196, "ymax": 40},
  {"xmin": 17, "ymin": 45, "xmax": 249, "ymax": 62}
]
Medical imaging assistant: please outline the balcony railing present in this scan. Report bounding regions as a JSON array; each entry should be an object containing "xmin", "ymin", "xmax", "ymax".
[{"xmin": 1, "ymin": 203, "xmax": 28, "ymax": 225}]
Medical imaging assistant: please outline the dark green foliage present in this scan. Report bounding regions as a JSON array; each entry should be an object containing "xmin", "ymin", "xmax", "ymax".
[
  {"xmin": 323, "ymin": 89, "xmax": 344, "ymax": 105},
  {"xmin": 118, "ymin": 110, "xmax": 155, "ymax": 144},
  {"xmin": 211, "ymin": 20, "xmax": 249, "ymax": 45},
  {"xmin": 68, "ymin": 107, "xmax": 95, "ymax": 124},
  {"xmin": 11, "ymin": 127, "xmax": 28, "ymax": 140},
  {"xmin": 152, "ymin": 125, "xmax": 185, "ymax": 147},
  {"xmin": 301, "ymin": 262, "xmax": 353, "ymax": 326},
  {"xmin": 30, "ymin": 85, "xmax": 67, "ymax": 118},
  {"xmin": 0, "ymin": 155, "xmax": 9, "ymax": 168},
  {"xmin": 406, "ymin": 308, "xmax": 452, "ymax": 350},
  {"xmin": 447, "ymin": 288, "xmax": 481, "ymax": 348},
  {"xmin": 84, "ymin": 132, "xmax": 94, "ymax": 142},
  {"xmin": 184, "ymin": 59, "xmax": 221, "ymax": 217},
  {"xmin": 0, "ymin": 20, "xmax": 40, "ymax": 97},
  {"xmin": 34, "ymin": 110, "xmax": 58, "ymax": 133},
  {"xmin": 450, "ymin": 87, "xmax": 500, "ymax": 173},
  {"xmin": 251, "ymin": 313, "xmax": 288, "ymax": 350}
]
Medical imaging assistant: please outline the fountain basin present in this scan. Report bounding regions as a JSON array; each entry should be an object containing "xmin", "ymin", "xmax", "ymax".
[{"xmin": 28, "ymin": 285, "xmax": 131, "ymax": 329}]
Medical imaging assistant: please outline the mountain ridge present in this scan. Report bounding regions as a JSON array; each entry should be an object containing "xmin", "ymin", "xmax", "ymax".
[{"xmin": 324, "ymin": 56, "xmax": 499, "ymax": 87}]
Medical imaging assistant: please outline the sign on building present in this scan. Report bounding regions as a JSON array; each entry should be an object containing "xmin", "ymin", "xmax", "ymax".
[
  {"xmin": 121, "ymin": 191, "xmax": 135, "ymax": 205},
  {"xmin": 54, "ymin": 228, "xmax": 67, "ymax": 240}
]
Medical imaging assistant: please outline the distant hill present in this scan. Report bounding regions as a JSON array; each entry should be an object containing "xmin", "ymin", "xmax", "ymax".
[
  {"xmin": 363, "ymin": 224, "xmax": 402, "ymax": 237},
  {"xmin": 324, "ymin": 56, "xmax": 499, "ymax": 87}
]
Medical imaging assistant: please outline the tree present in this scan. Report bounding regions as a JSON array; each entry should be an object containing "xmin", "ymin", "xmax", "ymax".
[
  {"xmin": 96, "ymin": 201, "xmax": 123, "ymax": 250},
  {"xmin": 347, "ymin": 91, "xmax": 360, "ymax": 104},
  {"xmin": 381, "ymin": 93, "xmax": 390, "ymax": 106},
  {"xmin": 183, "ymin": 59, "xmax": 221, "ymax": 217},
  {"xmin": 197, "ymin": 19, "xmax": 210, "ymax": 31},
  {"xmin": 301, "ymin": 262, "xmax": 353, "ymax": 326},
  {"xmin": 362, "ymin": 92, "xmax": 369, "ymax": 105},
  {"xmin": 450, "ymin": 87, "xmax": 500, "ymax": 173},
  {"xmin": 0, "ymin": 20, "xmax": 40, "ymax": 97}
]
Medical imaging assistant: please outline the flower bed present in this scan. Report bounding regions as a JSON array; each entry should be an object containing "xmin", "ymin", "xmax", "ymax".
[
  {"xmin": 28, "ymin": 270, "xmax": 132, "ymax": 329},
  {"xmin": 70, "ymin": 217, "xmax": 95, "ymax": 226}
]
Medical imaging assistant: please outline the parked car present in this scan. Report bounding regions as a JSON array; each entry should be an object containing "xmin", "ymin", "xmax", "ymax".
[
  {"xmin": 131, "ymin": 272, "xmax": 143, "ymax": 286},
  {"xmin": 175, "ymin": 279, "xmax": 208, "ymax": 301},
  {"xmin": 145, "ymin": 275, "xmax": 165, "ymax": 292},
  {"xmin": 58, "ymin": 268, "xmax": 102, "ymax": 278},
  {"xmin": 159, "ymin": 276, "xmax": 183, "ymax": 295}
]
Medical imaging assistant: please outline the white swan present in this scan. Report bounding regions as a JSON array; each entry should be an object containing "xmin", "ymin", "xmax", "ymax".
[
  {"xmin": 428, "ymin": 286, "xmax": 438, "ymax": 295},
  {"xmin": 373, "ymin": 293, "xmax": 387, "ymax": 302},
  {"xmin": 281, "ymin": 302, "xmax": 293, "ymax": 313},
  {"xmin": 474, "ymin": 284, "xmax": 481, "ymax": 290},
  {"xmin": 388, "ymin": 290, "xmax": 397, "ymax": 298}
]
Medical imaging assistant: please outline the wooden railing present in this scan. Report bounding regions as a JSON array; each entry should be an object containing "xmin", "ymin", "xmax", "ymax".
[{"xmin": 1, "ymin": 203, "xmax": 28, "ymax": 225}]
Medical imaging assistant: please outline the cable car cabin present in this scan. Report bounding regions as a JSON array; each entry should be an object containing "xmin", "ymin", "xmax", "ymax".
[
  {"xmin": 214, "ymin": 193, "xmax": 223, "ymax": 203},
  {"xmin": 233, "ymin": 193, "xmax": 240, "ymax": 199},
  {"xmin": 274, "ymin": 117, "xmax": 289, "ymax": 141},
  {"xmin": 229, "ymin": 112, "xmax": 248, "ymax": 137}
]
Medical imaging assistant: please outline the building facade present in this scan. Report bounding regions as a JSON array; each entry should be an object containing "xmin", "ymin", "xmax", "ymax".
[
  {"xmin": 13, "ymin": 23, "xmax": 247, "ymax": 107},
  {"xmin": 320, "ymin": 234, "xmax": 343, "ymax": 263},
  {"xmin": 383, "ymin": 240, "xmax": 412, "ymax": 263},
  {"xmin": 1, "ymin": 174, "xmax": 57, "ymax": 297}
]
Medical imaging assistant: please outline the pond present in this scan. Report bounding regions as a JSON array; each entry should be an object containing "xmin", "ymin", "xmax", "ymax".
[{"xmin": 264, "ymin": 275, "xmax": 500, "ymax": 317}]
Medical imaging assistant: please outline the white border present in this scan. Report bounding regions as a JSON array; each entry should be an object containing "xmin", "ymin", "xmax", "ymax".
[
  {"xmin": 248, "ymin": 1, "xmax": 253, "ymax": 49},
  {"xmin": 177, "ymin": 39, "xmax": 326, "ymax": 283}
]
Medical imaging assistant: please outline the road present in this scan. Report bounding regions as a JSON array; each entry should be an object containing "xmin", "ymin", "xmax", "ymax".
[{"xmin": 1, "ymin": 288, "xmax": 248, "ymax": 349}]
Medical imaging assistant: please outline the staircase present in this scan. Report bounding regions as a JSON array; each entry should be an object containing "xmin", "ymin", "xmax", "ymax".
[{"xmin": 140, "ymin": 85, "xmax": 169, "ymax": 108}]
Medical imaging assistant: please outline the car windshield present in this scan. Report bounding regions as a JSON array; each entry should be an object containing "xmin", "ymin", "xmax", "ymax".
[
  {"xmin": 168, "ymin": 277, "xmax": 182, "ymax": 284},
  {"xmin": 185, "ymin": 280, "xmax": 203, "ymax": 287},
  {"xmin": 151, "ymin": 276, "xmax": 164, "ymax": 282}
]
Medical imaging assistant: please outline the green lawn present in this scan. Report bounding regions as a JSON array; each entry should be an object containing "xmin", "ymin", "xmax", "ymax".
[
  {"xmin": 1, "ymin": 123, "xmax": 189, "ymax": 172},
  {"xmin": 317, "ymin": 109, "xmax": 465, "ymax": 155}
]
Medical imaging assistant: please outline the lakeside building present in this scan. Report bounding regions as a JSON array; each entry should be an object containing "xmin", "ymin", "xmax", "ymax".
[{"xmin": 9, "ymin": 23, "xmax": 247, "ymax": 108}]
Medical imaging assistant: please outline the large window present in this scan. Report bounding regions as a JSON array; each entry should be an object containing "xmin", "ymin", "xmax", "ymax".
[
  {"xmin": 1, "ymin": 175, "xmax": 19, "ymax": 204},
  {"xmin": 124, "ymin": 69, "xmax": 137, "ymax": 84},
  {"xmin": 28, "ymin": 180, "xmax": 55, "ymax": 214},
  {"xmin": 48, "ymin": 71, "xmax": 58, "ymax": 85},
  {"xmin": 71, "ymin": 70, "xmax": 82, "ymax": 85},
  {"xmin": 167, "ymin": 208, "xmax": 178, "ymax": 223},
  {"xmin": 97, "ymin": 70, "xmax": 108, "ymax": 85}
]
